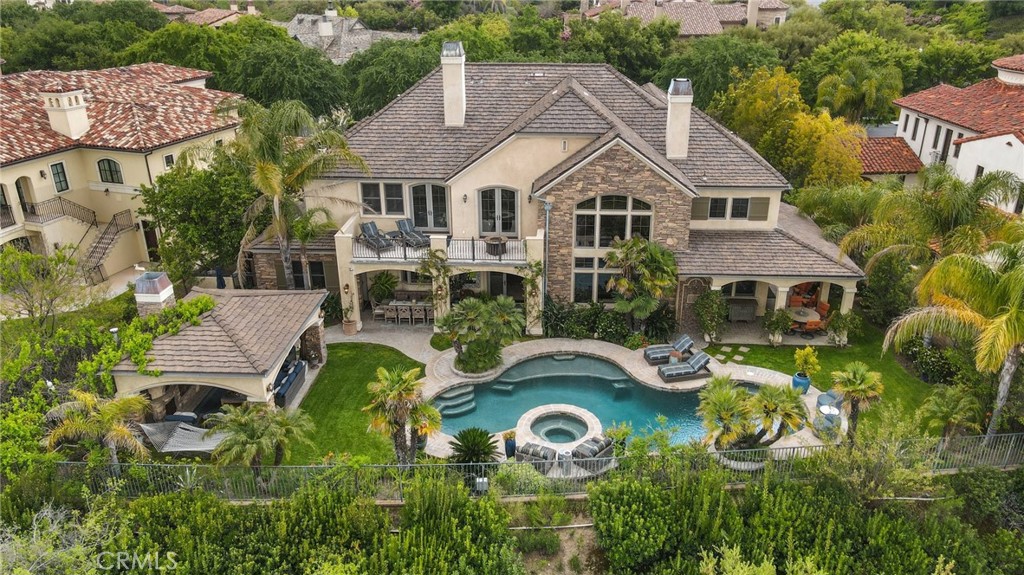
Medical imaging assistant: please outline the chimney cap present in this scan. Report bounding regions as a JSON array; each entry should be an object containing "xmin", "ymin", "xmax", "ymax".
[
  {"xmin": 668, "ymin": 78, "xmax": 693, "ymax": 96},
  {"xmin": 441, "ymin": 41, "xmax": 465, "ymax": 58},
  {"xmin": 135, "ymin": 271, "xmax": 173, "ymax": 295}
]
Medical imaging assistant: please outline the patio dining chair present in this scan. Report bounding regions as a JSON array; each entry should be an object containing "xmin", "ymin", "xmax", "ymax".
[
  {"xmin": 816, "ymin": 301, "xmax": 831, "ymax": 316},
  {"xmin": 383, "ymin": 305, "xmax": 397, "ymax": 324},
  {"xmin": 397, "ymin": 306, "xmax": 412, "ymax": 325},
  {"xmin": 800, "ymin": 319, "xmax": 822, "ymax": 339},
  {"xmin": 788, "ymin": 295, "xmax": 804, "ymax": 308},
  {"xmin": 370, "ymin": 299, "xmax": 386, "ymax": 322},
  {"xmin": 411, "ymin": 305, "xmax": 426, "ymax": 325},
  {"xmin": 425, "ymin": 306, "xmax": 435, "ymax": 323}
]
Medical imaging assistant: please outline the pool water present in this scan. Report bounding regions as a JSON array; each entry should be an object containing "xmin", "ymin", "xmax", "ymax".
[
  {"xmin": 531, "ymin": 413, "xmax": 589, "ymax": 443},
  {"xmin": 437, "ymin": 355, "xmax": 706, "ymax": 444}
]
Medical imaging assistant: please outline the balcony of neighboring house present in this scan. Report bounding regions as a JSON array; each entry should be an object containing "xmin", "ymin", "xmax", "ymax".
[{"xmin": 0, "ymin": 204, "xmax": 15, "ymax": 229}]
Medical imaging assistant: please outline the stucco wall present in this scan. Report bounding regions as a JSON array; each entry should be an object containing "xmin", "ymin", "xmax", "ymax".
[
  {"xmin": 955, "ymin": 134, "xmax": 1023, "ymax": 213},
  {"xmin": 687, "ymin": 188, "xmax": 780, "ymax": 230}
]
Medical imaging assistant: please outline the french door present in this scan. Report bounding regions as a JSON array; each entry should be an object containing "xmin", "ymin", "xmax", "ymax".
[
  {"xmin": 411, "ymin": 184, "xmax": 448, "ymax": 232},
  {"xmin": 480, "ymin": 188, "xmax": 517, "ymax": 237}
]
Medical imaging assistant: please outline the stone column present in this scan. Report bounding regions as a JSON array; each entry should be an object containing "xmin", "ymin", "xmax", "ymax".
[{"xmin": 819, "ymin": 282, "xmax": 832, "ymax": 305}]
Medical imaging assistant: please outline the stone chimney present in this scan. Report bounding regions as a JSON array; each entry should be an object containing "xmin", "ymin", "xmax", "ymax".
[
  {"xmin": 40, "ymin": 84, "xmax": 90, "ymax": 140},
  {"xmin": 246, "ymin": 0, "xmax": 256, "ymax": 15},
  {"xmin": 325, "ymin": 0, "xmax": 337, "ymax": 17},
  {"xmin": 229, "ymin": 1, "xmax": 238, "ymax": 11},
  {"xmin": 319, "ymin": 15, "xmax": 333, "ymax": 42},
  {"xmin": 134, "ymin": 271, "xmax": 176, "ymax": 318},
  {"xmin": 441, "ymin": 41, "xmax": 466, "ymax": 128},
  {"xmin": 746, "ymin": 0, "xmax": 760, "ymax": 28},
  {"xmin": 665, "ymin": 78, "xmax": 693, "ymax": 160}
]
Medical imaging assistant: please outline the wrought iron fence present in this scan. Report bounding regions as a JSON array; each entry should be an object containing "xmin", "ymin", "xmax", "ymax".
[
  {"xmin": 22, "ymin": 197, "xmax": 97, "ymax": 226},
  {"xmin": 0, "ymin": 204, "xmax": 14, "ymax": 228},
  {"xmin": 350, "ymin": 237, "xmax": 526, "ymax": 263},
  {"xmin": 53, "ymin": 433, "xmax": 1024, "ymax": 502}
]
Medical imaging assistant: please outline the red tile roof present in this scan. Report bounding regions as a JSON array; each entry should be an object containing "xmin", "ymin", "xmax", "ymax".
[
  {"xmin": 953, "ymin": 129, "xmax": 1024, "ymax": 146},
  {"xmin": 184, "ymin": 7, "xmax": 240, "ymax": 26},
  {"xmin": 894, "ymin": 78, "xmax": 1024, "ymax": 136},
  {"xmin": 859, "ymin": 137, "xmax": 924, "ymax": 175},
  {"xmin": 993, "ymin": 54, "xmax": 1024, "ymax": 72},
  {"xmin": 1, "ymin": 63, "xmax": 238, "ymax": 166}
]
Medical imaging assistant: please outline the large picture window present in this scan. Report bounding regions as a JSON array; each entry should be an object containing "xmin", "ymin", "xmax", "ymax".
[
  {"xmin": 291, "ymin": 261, "xmax": 326, "ymax": 289},
  {"xmin": 97, "ymin": 159, "xmax": 124, "ymax": 184},
  {"xmin": 360, "ymin": 182, "xmax": 404, "ymax": 216},
  {"xmin": 574, "ymin": 195, "xmax": 652, "ymax": 248}
]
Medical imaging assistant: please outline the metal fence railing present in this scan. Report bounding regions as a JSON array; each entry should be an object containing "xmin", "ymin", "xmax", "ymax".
[
  {"xmin": 350, "ymin": 237, "xmax": 527, "ymax": 264},
  {"xmin": 22, "ymin": 197, "xmax": 97, "ymax": 227},
  {"xmin": 52, "ymin": 433, "xmax": 1024, "ymax": 502}
]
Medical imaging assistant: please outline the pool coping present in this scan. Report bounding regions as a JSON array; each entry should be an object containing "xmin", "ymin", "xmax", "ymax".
[
  {"xmin": 422, "ymin": 338, "xmax": 839, "ymax": 457},
  {"xmin": 516, "ymin": 404, "xmax": 604, "ymax": 453}
]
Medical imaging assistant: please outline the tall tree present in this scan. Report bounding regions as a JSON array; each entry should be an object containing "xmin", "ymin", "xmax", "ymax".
[
  {"xmin": 885, "ymin": 239, "xmax": 1024, "ymax": 442},
  {"xmin": 795, "ymin": 30, "xmax": 920, "ymax": 104},
  {"xmin": 654, "ymin": 33, "xmax": 781, "ymax": 109},
  {"xmin": 763, "ymin": 6, "xmax": 839, "ymax": 70},
  {"xmin": 782, "ymin": 110, "xmax": 865, "ymax": 189},
  {"xmin": 0, "ymin": 245, "xmax": 97, "ymax": 338},
  {"xmin": 816, "ymin": 56, "xmax": 903, "ymax": 123},
  {"xmin": 44, "ymin": 389, "xmax": 149, "ymax": 466},
  {"xmin": 830, "ymin": 361, "xmax": 884, "ymax": 444},
  {"xmin": 290, "ymin": 207, "xmax": 337, "ymax": 291},
  {"xmin": 339, "ymin": 40, "xmax": 440, "ymax": 120},
  {"xmin": 363, "ymin": 367, "xmax": 440, "ymax": 465},
  {"xmin": 566, "ymin": 11, "xmax": 678, "ymax": 85}
]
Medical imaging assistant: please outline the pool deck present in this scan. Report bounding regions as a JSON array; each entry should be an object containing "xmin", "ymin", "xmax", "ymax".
[{"xmin": 422, "ymin": 338, "xmax": 843, "ymax": 458}]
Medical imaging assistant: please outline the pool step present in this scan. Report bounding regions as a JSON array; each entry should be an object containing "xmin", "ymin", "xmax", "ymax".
[
  {"xmin": 438, "ymin": 385, "xmax": 474, "ymax": 400},
  {"xmin": 492, "ymin": 383, "xmax": 515, "ymax": 393},
  {"xmin": 552, "ymin": 354, "xmax": 576, "ymax": 361},
  {"xmin": 441, "ymin": 401, "xmax": 476, "ymax": 417},
  {"xmin": 612, "ymin": 381, "xmax": 634, "ymax": 390},
  {"xmin": 435, "ymin": 393, "xmax": 475, "ymax": 411}
]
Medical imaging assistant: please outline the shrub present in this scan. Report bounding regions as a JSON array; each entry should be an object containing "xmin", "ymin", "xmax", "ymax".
[
  {"xmin": 762, "ymin": 308, "xmax": 793, "ymax": 345},
  {"xmin": 430, "ymin": 333, "xmax": 453, "ymax": 351},
  {"xmin": 493, "ymin": 462, "xmax": 549, "ymax": 496},
  {"xmin": 595, "ymin": 311, "xmax": 630, "ymax": 344},
  {"xmin": 449, "ymin": 427, "xmax": 500, "ymax": 465},
  {"xmin": 794, "ymin": 345, "xmax": 821, "ymax": 378},
  {"xmin": 514, "ymin": 529, "xmax": 560, "ymax": 556},
  {"xmin": 694, "ymin": 290, "xmax": 728, "ymax": 340},
  {"xmin": 642, "ymin": 302, "xmax": 676, "ymax": 341},
  {"xmin": 588, "ymin": 477, "xmax": 672, "ymax": 573},
  {"xmin": 322, "ymin": 292, "xmax": 343, "ymax": 322},
  {"xmin": 367, "ymin": 271, "xmax": 397, "ymax": 302},
  {"xmin": 623, "ymin": 332, "xmax": 648, "ymax": 350}
]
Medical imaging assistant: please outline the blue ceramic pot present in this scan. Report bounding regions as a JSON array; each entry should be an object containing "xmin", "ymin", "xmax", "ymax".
[{"xmin": 792, "ymin": 373, "xmax": 811, "ymax": 394}]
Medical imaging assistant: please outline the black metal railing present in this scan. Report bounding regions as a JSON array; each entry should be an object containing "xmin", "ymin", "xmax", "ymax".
[
  {"xmin": 351, "ymin": 237, "xmax": 526, "ymax": 263},
  {"xmin": 82, "ymin": 209, "xmax": 133, "ymax": 270},
  {"xmin": 0, "ymin": 205, "xmax": 14, "ymax": 228},
  {"xmin": 22, "ymin": 197, "xmax": 97, "ymax": 227}
]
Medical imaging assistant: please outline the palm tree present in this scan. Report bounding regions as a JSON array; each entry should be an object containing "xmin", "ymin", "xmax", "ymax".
[
  {"xmin": 697, "ymin": 376, "xmax": 752, "ymax": 449},
  {"xmin": 44, "ymin": 389, "xmax": 149, "ymax": 466},
  {"xmin": 224, "ymin": 99, "xmax": 366, "ymax": 290},
  {"xmin": 267, "ymin": 408, "xmax": 316, "ymax": 466},
  {"xmin": 841, "ymin": 165, "xmax": 1022, "ymax": 273},
  {"xmin": 205, "ymin": 403, "xmax": 275, "ymax": 479},
  {"xmin": 791, "ymin": 180, "xmax": 895, "ymax": 244},
  {"xmin": 816, "ymin": 56, "xmax": 903, "ymax": 123},
  {"xmin": 363, "ymin": 367, "xmax": 440, "ymax": 465},
  {"xmin": 748, "ymin": 384, "xmax": 808, "ymax": 444},
  {"xmin": 919, "ymin": 386, "xmax": 981, "ymax": 449},
  {"xmin": 830, "ymin": 361, "xmax": 884, "ymax": 444},
  {"xmin": 449, "ymin": 427, "xmax": 500, "ymax": 464},
  {"xmin": 604, "ymin": 237, "xmax": 677, "ymax": 330},
  {"xmin": 290, "ymin": 206, "xmax": 336, "ymax": 290},
  {"xmin": 885, "ymin": 240, "xmax": 1024, "ymax": 442}
]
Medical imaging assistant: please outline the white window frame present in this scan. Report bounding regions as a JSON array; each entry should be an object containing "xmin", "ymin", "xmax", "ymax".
[
  {"xmin": 573, "ymin": 195, "xmax": 653, "ymax": 248},
  {"xmin": 163, "ymin": 154, "xmax": 175, "ymax": 169},
  {"xmin": 360, "ymin": 182, "xmax": 405, "ymax": 216},
  {"xmin": 49, "ymin": 161, "xmax": 70, "ymax": 193}
]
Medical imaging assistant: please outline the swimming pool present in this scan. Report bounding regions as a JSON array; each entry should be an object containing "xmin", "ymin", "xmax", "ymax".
[{"xmin": 435, "ymin": 354, "xmax": 709, "ymax": 444}]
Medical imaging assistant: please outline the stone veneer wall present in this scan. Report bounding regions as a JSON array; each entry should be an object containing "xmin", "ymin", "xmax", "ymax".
[
  {"xmin": 677, "ymin": 276, "xmax": 710, "ymax": 328},
  {"xmin": 300, "ymin": 320, "xmax": 327, "ymax": 365},
  {"xmin": 251, "ymin": 252, "xmax": 339, "ymax": 291},
  {"xmin": 539, "ymin": 144, "xmax": 693, "ymax": 301}
]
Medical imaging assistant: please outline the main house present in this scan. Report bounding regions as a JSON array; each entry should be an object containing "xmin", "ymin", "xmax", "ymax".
[
  {"xmin": 877, "ymin": 54, "xmax": 1024, "ymax": 214},
  {"xmin": 275, "ymin": 2, "xmax": 420, "ymax": 65},
  {"xmin": 247, "ymin": 42, "xmax": 862, "ymax": 334},
  {"xmin": 0, "ymin": 63, "xmax": 239, "ymax": 283},
  {"xmin": 583, "ymin": 0, "xmax": 789, "ymax": 36}
]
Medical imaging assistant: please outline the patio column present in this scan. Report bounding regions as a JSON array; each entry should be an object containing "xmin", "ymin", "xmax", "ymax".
[
  {"xmin": 840, "ymin": 287, "xmax": 857, "ymax": 313},
  {"xmin": 774, "ymin": 286, "xmax": 789, "ymax": 310},
  {"xmin": 819, "ymin": 282, "xmax": 831, "ymax": 304},
  {"xmin": 334, "ymin": 227, "xmax": 362, "ymax": 331}
]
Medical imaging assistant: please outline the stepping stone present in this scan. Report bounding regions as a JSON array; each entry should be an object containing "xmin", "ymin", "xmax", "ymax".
[
  {"xmin": 739, "ymin": 346, "xmax": 750, "ymax": 352},
  {"xmin": 714, "ymin": 354, "xmax": 726, "ymax": 361},
  {"xmin": 721, "ymin": 346, "xmax": 733, "ymax": 352},
  {"xmin": 732, "ymin": 355, "xmax": 745, "ymax": 362}
]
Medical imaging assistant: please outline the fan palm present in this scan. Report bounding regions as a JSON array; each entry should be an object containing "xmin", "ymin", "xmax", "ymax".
[
  {"xmin": 223, "ymin": 99, "xmax": 366, "ymax": 290},
  {"xmin": 791, "ymin": 180, "xmax": 895, "ymax": 243},
  {"xmin": 267, "ymin": 408, "xmax": 316, "ymax": 466},
  {"xmin": 697, "ymin": 376, "xmax": 752, "ymax": 449},
  {"xmin": 830, "ymin": 361, "xmax": 884, "ymax": 444},
  {"xmin": 205, "ymin": 403, "xmax": 275, "ymax": 479},
  {"xmin": 363, "ymin": 367, "xmax": 440, "ymax": 465},
  {"xmin": 816, "ymin": 56, "xmax": 903, "ymax": 123},
  {"xmin": 749, "ymin": 384, "xmax": 807, "ymax": 444},
  {"xmin": 44, "ymin": 389, "xmax": 149, "ymax": 466},
  {"xmin": 604, "ymin": 237, "xmax": 677, "ymax": 330},
  {"xmin": 448, "ymin": 427, "xmax": 500, "ymax": 465},
  {"xmin": 290, "ymin": 206, "xmax": 336, "ymax": 290},
  {"xmin": 918, "ymin": 386, "xmax": 981, "ymax": 448},
  {"xmin": 884, "ymin": 240, "xmax": 1024, "ymax": 442}
]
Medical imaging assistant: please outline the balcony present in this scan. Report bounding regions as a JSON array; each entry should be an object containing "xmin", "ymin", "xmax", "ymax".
[
  {"xmin": 0, "ymin": 205, "xmax": 14, "ymax": 229},
  {"xmin": 352, "ymin": 236, "xmax": 527, "ymax": 264},
  {"xmin": 22, "ymin": 197, "xmax": 97, "ymax": 227}
]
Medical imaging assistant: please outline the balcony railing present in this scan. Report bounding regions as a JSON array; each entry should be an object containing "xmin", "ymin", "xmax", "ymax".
[
  {"xmin": 22, "ymin": 197, "xmax": 97, "ymax": 227},
  {"xmin": 0, "ymin": 205, "xmax": 14, "ymax": 229},
  {"xmin": 352, "ymin": 237, "xmax": 527, "ymax": 264}
]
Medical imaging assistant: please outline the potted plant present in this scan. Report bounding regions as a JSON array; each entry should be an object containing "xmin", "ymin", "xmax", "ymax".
[
  {"xmin": 502, "ymin": 430, "xmax": 516, "ymax": 458},
  {"xmin": 761, "ymin": 309, "xmax": 792, "ymax": 347},
  {"xmin": 668, "ymin": 350, "xmax": 684, "ymax": 364},
  {"xmin": 368, "ymin": 271, "xmax": 397, "ymax": 304},
  {"xmin": 825, "ymin": 310, "xmax": 862, "ymax": 348},
  {"xmin": 694, "ymin": 290, "xmax": 728, "ymax": 343},
  {"xmin": 341, "ymin": 296, "xmax": 357, "ymax": 336},
  {"xmin": 792, "ymin": 345, "xmax": 820, "ymax": 394}
]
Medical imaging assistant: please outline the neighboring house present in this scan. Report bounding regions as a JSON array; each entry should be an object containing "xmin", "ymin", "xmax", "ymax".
[
  {"xmin": 275, "ymin": 4, "xmax": 419, "ymax": 65},
  {"xmin": 887, "ymin": 54, "xmax": 1024, "ymax": 214},
  {"xmin": 0, "ymin": 63, "xmax": 239, "ymax": 283},
  {"xmin": 149, "ymin": 1, "xmax": 196, "ymax": 21},
  {"xmin": 583, "ymin": 0, "xmax": 788, "ymax": 36},
  {"xmin": 858, "ymin": 137, "xmax": 923, "ymax": 186},
  {"xmin": 25, "ymin": 0, "xmax": 73, "ymax": 9},
  {"xmin": 246, "ymin": 42, "xmax": 862, "ymax": 335},
  {"xmin": 184, "ymin": 1, "xmax": 257, "ymax": 28}
]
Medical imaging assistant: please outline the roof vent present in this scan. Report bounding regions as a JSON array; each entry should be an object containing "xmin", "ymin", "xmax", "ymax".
[{"xmin": 532, "ymin": 72, "xmax": 545, "ymax": 77}]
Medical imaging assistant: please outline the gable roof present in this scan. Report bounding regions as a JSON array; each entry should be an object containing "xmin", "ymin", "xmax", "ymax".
[
  {"xmin": 860, "ymin": 137, "xmax": 924, "ymax": 175},
  {"xmin": 150, "ymin": 2, "xmax": 195, "ymax": 16},
  {"xmin": 274, "ymin": 15, "xmax": 418, "ymax": 64},
  {"xmin": 893, "ymin": 77, "xmax": 1024, "ymax": 136},
  {"xmin": 113, "ymin": 289, "xmax": 327, "ymax": 376},
  {"xmin": 329, "ymin": 63, "xmax": 787, "ymax": 189},
  {"xmin": 627, "ymin": 0, "xmax": 724, "ymax": 36},
  {"xmin": 0, "ymin": 63, "xmax": 238, "ymax": 166},
  {"xmin": 184, "ymin": 7, "xmax": 240, "ymax": 26}
]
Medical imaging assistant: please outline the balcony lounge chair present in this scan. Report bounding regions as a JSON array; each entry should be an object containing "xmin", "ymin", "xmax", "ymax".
[
  {"xmin": 657, "ymin": 351, "xmax": 712, "ymax": 382},
  {"xmin": 643, "ymin": 334, "xmax": 695, "ymax": 365},
  {"xmin": 359, "ymin": 221, "xmax": 394, "ymax": 254},
  {"xmin": 397, "ymin": 219, "xmax": 430, "ymax": 248}
]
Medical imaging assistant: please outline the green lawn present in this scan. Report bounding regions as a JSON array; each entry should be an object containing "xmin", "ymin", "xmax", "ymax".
[
  {"xmin": 288, "ymin": 343, "xmax": 424, "ymax": 464},
  {"xmin": 705, "ymin": 319, "xmax": 933, "ymax": 429}
]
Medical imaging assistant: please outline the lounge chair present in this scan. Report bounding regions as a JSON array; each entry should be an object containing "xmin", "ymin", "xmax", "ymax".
[
  {"xmin": 397, "ymin": 219, "xmax": 430, "ymax": 248},
  {"xmin": 816, "ymin": 389, "xmax": 844, "ymax": 411},
  {"xmin": 359, "ymin": 222, "xmax": 394, "ymax": 254},
  {"xmin": 516, "ymin": 442, "xmax": 557, "ymax": 474},
  {"xmin": 643, "ymin": 334, "xmax": 695, "ymax": 365},
  {"xmin": 657, "ymin": 351, "xmax": 712, "ymax": 382}
]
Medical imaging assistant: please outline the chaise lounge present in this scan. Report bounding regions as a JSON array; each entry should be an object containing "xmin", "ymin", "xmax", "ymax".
[
  {"xmin": 643, "ymin": 334, "xmax": 695, "ymax": 365},
  {"xmin": 657, "ymin": 351, "xmax": 712, "ymax": 382},
  {"xmin": 397, "ymin": 219, "xmax": 431, "ymax": 248},
  {"xmin": 359, "ymin": 221, "xmax": 395, "ymax": 254}
]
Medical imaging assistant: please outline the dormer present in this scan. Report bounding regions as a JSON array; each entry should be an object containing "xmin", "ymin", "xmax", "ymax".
[{"xmin": 40, "ymin": 84, "xmax": 90, "ymax": 140}]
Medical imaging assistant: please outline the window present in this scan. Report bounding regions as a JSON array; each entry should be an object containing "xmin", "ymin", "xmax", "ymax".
[
  {"xmin": 97, "ymin": 159, "xmax": 123, "ymax": 184},
  {"xmin": 574, "ymin": 195, "xmax": 653, "ymax": 248},
  {"xmin": 723, "ymin": 281, "xmax": 756, "ymax": 297},
  {"xmin": 50, "ymin": 162, "xmax": 69, "ymax": 193},
  {"xmin": 932, "ymin": 125, "xmax": 942, "ymax": 149},
  {"xmin": 215, "ymin": 139, "xmax": 224, "ymax": 147},
  {"xmin": 401, "ymin": 271, "xmax": 432, "ymax": 284},
  {"xmin": 708, "ymin": 198, "xmax": 728, "ymax": 219},
  {"xmin": 291, "ymin": 261, "xmax": 326, "ymax": 289},
  {"xmin": 901, "ymin": 114, "xmax": 909, "ymax": 132},
  {"xmin": 163, "ymin": 154, "xmax": 174, "ymax": 168},
  {"xmin": 975, "ymin": 165, "xmax": 985, "ymax": 179},
  {"xmin": 480, "ymin": 187, "xmax": 517, "ymax": 236},
  {"xmin": 953, "ymin": 132, "xmax": 963, "ymax": 158},
  {"xmin": 911, "ymin": 117, "xmax": 920, "ymax": 140},
  {"xmin": 730, "ymin": 198, "xmax": 750, "ymax": 219},
  {"xmin": 574, "ymin": 257, "xmax": 594, "ymax": 269},
  {"xmin": 774, "ymin": 16, "xmax": 781, "ymax": 24},
  {"xmin": 361, "ymin": 182, "xmax": 405, "ymax": 216},
  {"xmin": 384, "ymin": 183, "xmax": 404, "ymax": 214}
]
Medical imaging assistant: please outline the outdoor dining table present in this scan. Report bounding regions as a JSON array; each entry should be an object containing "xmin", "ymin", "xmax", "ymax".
[
  {"xmin": 785, "ymin": 307, "xmax": 820, "ymax": 324},
  {"xmin": 388, "ymin": 300, "xmax": 430, "ymax": 307}
]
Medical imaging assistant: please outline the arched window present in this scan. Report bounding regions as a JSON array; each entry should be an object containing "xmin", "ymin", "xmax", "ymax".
[
  {"xmin": 97, "ymin": 159, "xmax": 124, "ymax": 184},
  {"xmin": 573, "ymin": 194, "xmax": 652, "ymax": 248}
]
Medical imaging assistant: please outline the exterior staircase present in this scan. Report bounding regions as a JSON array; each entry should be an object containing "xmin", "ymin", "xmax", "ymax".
[
  {"xmin": 22, "ymin": 196, "xmax": 97, "ymax": 227},
  {"xmin": 81, "ymin": 209, "xmax": 134, "ymax": 283}
]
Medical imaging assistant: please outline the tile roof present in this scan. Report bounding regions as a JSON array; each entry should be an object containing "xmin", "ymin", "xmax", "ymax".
[
  {"xmin": 330, "ymin": 63, "xmax": 787, "ymax": 189},
  {"xmin": 627, "ymin": 1, "xmax": 724, "ymax": 36},
  {"xmin": 893, "ymin": 78, "xmax": 1024, "ymax": 136},
  {"xmin": 677, "ymin": 204, "xmax": 863, "ymax": 278},
  {"xmin": 0, "ymin": 63, "xmax": 238, "ymax": 166},
  {"xmin": 184, "ymin": 7, "xmax": 240, "ymax": 26},
  {"xmin": 274, "ymin": 15, "xmax": 419, "ymax": 65},
  {"xmin": 859, "ymin": 137, "xmax": 923, "ymax": 175},
  {"xmin": 713, "ymin": 3, "xmax": 748, "ymax": 23},
  {"xmin": 113, "ymin": 288, "xmax": 327, "ymax": 376},
  {"xmin": 249, "ymin": 229, "xmax": 339, "ymax": 252},
  {"xmin": 758, "ymin": 0, "xmax": 790, "ymax": 10},
  {"xmin": 954, "ymin": 129, "xmax": 1024, "ymax": 145},
  {"xmin": 149, "ymin": 2, "xmax": 195, "ymax": 15},
  {"xmin": 993, "ymin": 54, "xmax": 1024, "ymax": 73}
]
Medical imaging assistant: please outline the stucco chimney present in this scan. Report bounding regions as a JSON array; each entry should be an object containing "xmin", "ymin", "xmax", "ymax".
[
  {"xmin": 319, "ymin": 15, "xmax": 333, "ymax": 41},
  {"xmin": 666, "ymin": 78, "xmax": 693, "ymax": 160},
  {"xmin": 134, "ymin": 272, "xmax": 176, "ymax": 318},
  {"xmin": 246, "ymin": 0, "xmax": 256, "ymax": 15},
  {"xmin": 40, "ymin": 84, "xmax": 90, "ymax": 140},
  {"xmin": 325, "ymin": 0, "xmax": 338, "ymax": 17},
  {"xmin": 441, "ymin": 41, "xmax": 466, "ymax": 128},
  {"xmin": 621, "ymin": 0, "xmax": 630, "ymax": 17},
  {"xmin": 229, "ymin": 1, "xmax": 238, "ymax": 11},
  {"xmin": 746, "ymin": 0, "xmax": 760, "ymax": 28}
]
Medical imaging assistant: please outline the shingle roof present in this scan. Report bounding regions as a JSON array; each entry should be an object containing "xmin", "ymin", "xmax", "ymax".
[
  {"xmin": 713, "ymin": 3, "xmax": 748, "ymax": 23},
  {"xmin": 758, "ymin": 0, "xmax": 790, "ymax": 10},
  {"xmin": 859, "ymin": 137, "xmax": 924, "ymax": 175},
  {"xmin": 893, "ymin": 78, "xmax": 1024, "ymax": 136},
  {"xmin": 1, "ymin": 63, "xmax": 238, "ymax": 166},
  {"xmin": 330, "ymin": 63, "xmax": 787, "ymax": 189},
  {"xmin": 184, "ymin": 7, "xmax": 240, "ymax": 26},
  {"xmin": 248, "ymin": 229, "xmax": 339, "ymax": 253},
  {"xmin": 993, "ymin": 54, "xmax": 1024, "ymax": 73},
  {"xmin": 676, "ymin": 204, "xmax": 863, "ymax": 278},
  {"xmin": 274, "ymin": 15, "xmax": 418, "ymax": 64},
  {"xmin": 113, "ymin": 289, "xmax": 327, "ymax": 376}
]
